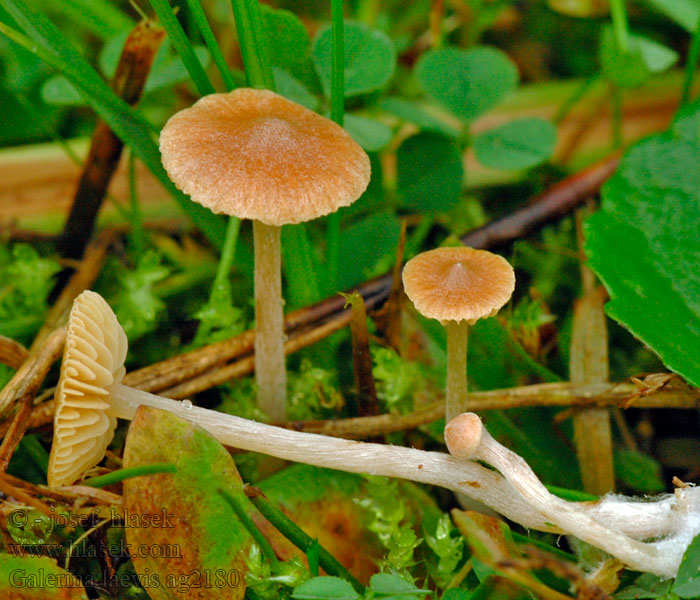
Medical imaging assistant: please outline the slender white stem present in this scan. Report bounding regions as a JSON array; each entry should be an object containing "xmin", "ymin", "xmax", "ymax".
[
  {"xmin": 445, "ymin": 413, "xmax": 700, "ymax": 576},
  {"xmin": 445, "ymin": 320, "xmax": 468, "ymax": 421},
  {"xmin": 107, "ymin": 383, "xmax": 551, "ymax": 530},
  {"xmin": 108, "ymin": 382, "xmax": 697, "ymax": 567},
  {"xmin": 253, "ymin": 220, "xmax": 286, "ymax": 421}
]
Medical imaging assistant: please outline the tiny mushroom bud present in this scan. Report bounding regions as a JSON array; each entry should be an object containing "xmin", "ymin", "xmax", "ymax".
[
  {"xmin": 159, "ymin": 88, "xmax": 370, "ymax": 421},
  {"xmin": 402, "ymin": 246, "xmax": 515, "ymax": 420}
]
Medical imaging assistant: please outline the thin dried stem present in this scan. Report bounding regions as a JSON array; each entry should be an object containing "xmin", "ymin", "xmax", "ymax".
[
  {"xmin": 161, "ymin": 311, "xmax": 351, "ymax": 399},
  {"xmin": 0, "ymin": 326, "xmax": 66, "ymax": 418},
  {"xmin": 6, "ymin": 376, "xmax": 698, "ymax": 441},
  {"xmin": 32, "ymin": 227, "xmax": 120, "ymax": 351},
  {"xmin": 0, "ymin": 473, "xmax": 53, "ymax": 517},
  {"xmin": 0, "ymin": 337, "xmax": 29, "ymax": 370},
  {"xmin": 571, "ymin": 207, "xmax": 614, "ymax": 494},
  {"xmin": 343, "ymin": 292, "xmax": 379, "ymax": 416},
  {"xmin": 0, "ymin": 472, "xmax": 119, "ymax": 506},
  {"xmin": 0, "ymin": 393, "xmax": 34, "ymax": 472},
  {"xmin": 57, "ymin": 20, "xmax": 165, "ymax": 260},
  {"xmin": 373, "ymin": 219, "xmax": 407, "ymax": 352}
]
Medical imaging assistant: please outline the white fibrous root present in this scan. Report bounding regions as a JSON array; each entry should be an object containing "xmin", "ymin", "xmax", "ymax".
[{"xmin": 444, "ymin": 412, "xmax": 700, "ymax": 577}]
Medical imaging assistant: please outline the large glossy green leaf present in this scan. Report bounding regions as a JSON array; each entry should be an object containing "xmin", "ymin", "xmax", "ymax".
[
  {"xmin": 396, "ymin": 133, "xmax": 463, "ymax": 213},
  {"xmin": 416, "ymin": 47, "xmax": 518, "ymax": 122},
  {"xmin": 0, "ymin": 555, "xmax": 88, "ymax": 599},
  {"xmin": 122, "ymin": 406, "xmax": 252, "ymax": 600},
  {"xmin": 313, "ymin": 21, "xmax": 396, "ymax": 97},
  {"xmin": 585, "ymin": 127, "xmax": 700, "ymax": 387}
]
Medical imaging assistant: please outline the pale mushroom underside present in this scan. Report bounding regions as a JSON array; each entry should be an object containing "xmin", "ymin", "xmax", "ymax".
[{"xmin": 48, "ymin": 291, "xmax": 128, "ymax": 487}]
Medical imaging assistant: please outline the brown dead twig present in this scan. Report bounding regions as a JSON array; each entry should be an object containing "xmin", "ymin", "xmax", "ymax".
[
  {"xmin": 0, "ymin": 395, "xmax": 34, "ymax": 472},
  {"xmin": 32, "ymin": 227, "xmax": 121, "ymax": 351},
  {"xmin": 0, "ymin": 471, "xmax": 120, "ymax": 506},
  {"xmin": 503, "ymin": 546, "xmax": 616, "ymax": 600},
  {"xmin": 570, "ymin": 205, "xmax": 614, "ymax": 495},
  {"xmin": 0, "ymin": 327, "xmax": 66, "ymax": 420},
  {"xmin": 0, "ymin": 337, "xmax": 29, "ymax": 370},
  {"xmin": 343, "ymin": 292, "xmax": 379, "ymax": 416},
  {"xmin": 9, "ymin": 376, "xmax": 699, "ymax": 442},
  {"xmin": 0, "ymin": 473, "xmax": 52, "ymax": 517},
  {"xmin": 57, "ymin": 19, "xmax": 165, "ymax": 261}
]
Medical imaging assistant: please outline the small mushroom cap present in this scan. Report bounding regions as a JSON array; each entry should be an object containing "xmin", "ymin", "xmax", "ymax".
[
  {"xmin": 445, "ymin": 413, "xmax": 484, "ymax": 459},
  {"xmin": 160, "ymin": 88, "xmax": 371, "ymax": 226},
  {"xmin": 48, "ymin": 291, "xmax": 128, "ymax": 487},
  {"xmin": 402, "ymin": 246, "xmax": 515, "ymax": 323}
]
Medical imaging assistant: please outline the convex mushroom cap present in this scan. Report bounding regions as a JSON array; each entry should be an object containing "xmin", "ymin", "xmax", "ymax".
[
  {"xmin": 159, "ymin": 88, "xmax": 371, "ymax": 226},
  {"xmin": 48, "ymin": 291, "xmax": 127, "ymax": 487},
  {"xmin": 402, "ymin": 246, "xmax": 515, "ymax": 323}
]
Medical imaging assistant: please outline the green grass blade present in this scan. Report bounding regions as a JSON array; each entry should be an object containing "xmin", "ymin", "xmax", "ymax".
[
  {"xmin": 61, "ymin": 0, "xmax": 133, "ymax": 39},
  {"xmin": 0, "ymin": 2, "xmax": 225, "ymax": 247},
  {"xmin": 682, "ymin": 11, "xmax": 700, "ymax": 105},
  {"xmin": 148, "ymin": 0, "xmax": 215, "ymax": 95},
  {"xmin": 230, "ymin": 0, "xmax": 273, "ymax": 88},
  {"xmin": 325, "ymin": 0, "xmax": 346, "ymax": 295},
  {"xmin": 184, "ymin": 0, "xmax": 237, "ymax": 91},
  {"xmin": 84, "ymin": 464, "xmax": 177, "ymax": 487},
  {"xmin": 330, "ymin": 0, "xmax": 345, "ymax": 125},
  {"xmin": 282, "ymin": 224, "xmax": 321, "ymax": 309}
]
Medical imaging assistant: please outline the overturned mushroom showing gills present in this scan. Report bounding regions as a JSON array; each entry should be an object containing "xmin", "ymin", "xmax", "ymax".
[
  {"xmin": 48, "ymin": 292, "xmax": 700, "ymax": 577},
  {"xmin": 48, "ymin": 292, "xmax": 127, "ymax": 487},
  {"xmin": 402, "ymin": 246, "xmax": 515, "ymax": 420},
  {"xmin": 444, "ymin": 412, "xmax": 700, "ymax": 577},
  {"xmin": 159, "ymin": 88, "xmax": 371, "ymax": 421}
]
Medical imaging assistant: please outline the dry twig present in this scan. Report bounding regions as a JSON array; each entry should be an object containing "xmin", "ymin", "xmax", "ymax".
[
  {"xmin": 57, "ymin": 20, "xmax": 165, "ymax": 260},
  {"xmin": 0, "ymin": 327, "xmax": 66, "ymax": 419},
  {"xmin": 0, "ymin": 337, "xmax": 29, "ymax": 370}
]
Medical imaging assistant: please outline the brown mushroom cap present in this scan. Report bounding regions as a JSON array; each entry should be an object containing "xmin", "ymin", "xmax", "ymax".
[
  {"xmin": 402, "ymin": 246, "xmax": 515, "ymax": 323},
  {"xmin": 48, "ymin": 291, "xmax": 127, "ymax": 487},
  {"xmin": 159, "ymin": 88, "xmax": 371, "ymax": 226}
]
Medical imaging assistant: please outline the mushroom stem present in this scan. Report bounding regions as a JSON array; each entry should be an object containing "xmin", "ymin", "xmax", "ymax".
[
  {"xmin": 253, "ymin": 220, "xmax": 286, "ymax": 421},
  {"xmin": 105, "ymin": 382, "xmax": 697, "ymax": 568},
  {"xmin": 445, "ymin": 413, "xmax": 700, "ymax": 577},
  {"xmin": 445, "ymin": 320, "xmax": 468, "ymax": 420},
  {"xmin": 105, "ymin": 382, "xmax": 548, "ymax": 529}
]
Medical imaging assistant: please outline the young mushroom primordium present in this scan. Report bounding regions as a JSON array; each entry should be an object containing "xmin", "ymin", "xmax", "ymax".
[
  {"xmin": 48, "ymin": 291, "xmax": 700, "ymax": 577},
  {"xmin": 159, "ymin": 88, "xmax": 371, "ymax": 422}
]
